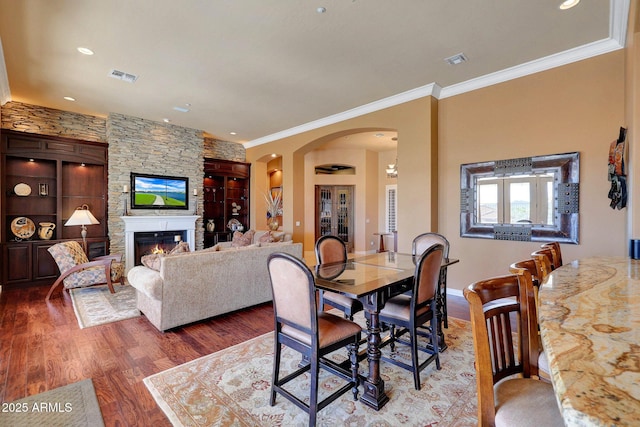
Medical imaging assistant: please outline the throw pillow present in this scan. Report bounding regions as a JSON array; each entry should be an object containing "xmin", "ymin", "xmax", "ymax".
[
  {"xmin": 169, "ymin": 241, "xmax": 190, "ymax": 254},
  {"xmin": 141, "ymin": 254, "xmax": 163, "ymax": 271},
  {"xmin": 258, "ymin": 231, "xmax": 274, "ymax": 244},
  {"xmin": 231, "ymin": 229, "xmax": 255, "ymax": 247}
]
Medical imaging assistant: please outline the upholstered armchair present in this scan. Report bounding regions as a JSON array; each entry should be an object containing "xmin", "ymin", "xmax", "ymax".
[{"xmin": 46, "ymin": 241, "xmax": 125, "ymax": 301}]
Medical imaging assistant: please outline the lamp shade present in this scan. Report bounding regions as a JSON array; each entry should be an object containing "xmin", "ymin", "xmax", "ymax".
[{"xmin": 65, "ymin": 205, "xmax": 100, "ymax": 226}]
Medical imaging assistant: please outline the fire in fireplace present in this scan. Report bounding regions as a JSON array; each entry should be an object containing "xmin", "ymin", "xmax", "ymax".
[{"xmin": 134, "ymin": 231, "xmax": 187, "ymax": 265}]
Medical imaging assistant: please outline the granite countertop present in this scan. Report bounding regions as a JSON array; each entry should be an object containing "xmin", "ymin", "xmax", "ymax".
[{"xmin": 538, "ymin": 256, "xmax": 640, "ymax": 426}]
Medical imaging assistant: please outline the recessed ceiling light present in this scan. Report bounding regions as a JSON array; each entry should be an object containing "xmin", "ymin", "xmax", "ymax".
[
  {"xmin": 230, "ymin": 132, "xmax": 237, "ymax": 135},
  {"xmin": 163, "ymin": 118, "xmax": 170, "ymax": 123},
  {"xmin": 63, "ymin": 96, "xmax": 76, "ymax": 101},
  {"xmin": 77, "ymin": 47, "xmax": 94, "ymax": 55},
  {"xmin": 271, "ymin": 153, "xmax": 277, "ymax": 158},
  {"xmin": 559, "ymin": 0, "xmax": 580, "ymax": 10}
]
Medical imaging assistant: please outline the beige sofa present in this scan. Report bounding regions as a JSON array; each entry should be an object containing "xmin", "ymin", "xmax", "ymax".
[{"xmin": 127, "ymin": 239, "xmax": 302, "ymax": 331}]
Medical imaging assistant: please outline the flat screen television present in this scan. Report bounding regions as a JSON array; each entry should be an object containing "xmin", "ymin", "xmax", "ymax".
[{"xmin": 131, "ymin": 173, "xmax": 189, "ymax": 210}]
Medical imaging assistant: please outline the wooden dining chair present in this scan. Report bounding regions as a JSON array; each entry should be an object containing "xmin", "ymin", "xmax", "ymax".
[
  {"xmin": 315, "ymin": 235, "xmax": 363, "ymax": 320},
  {"xmin": 378, "ymin": 243, "xmax": 443, "ymax": 390},
  {"xmin": 464, "ymin": 270, "xmax": 563, "ymax": 427},
  {"xmin": 267, "ymin": 252, "xmax": 361, "ymax": 427},
  {"xmin": 508, "ymin": 258, "xmax": 551, "ymax": 382},
  {"xmin": 541, "ymin": 241, "xmax": 563, "ymax": 268},
  {"xmin": 531, "ymin": 247, "xmax": 558, "ymax": 271},
  {"xmin": 412, "ymin": 232, "xmax": 451, "ymax": 327}
]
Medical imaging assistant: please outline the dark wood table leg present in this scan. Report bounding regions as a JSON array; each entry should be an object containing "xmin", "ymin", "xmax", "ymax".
[
  {"xmin": 359, "ymin": 295, "xmax": 389, "ymax": 410},
  {"xmin": 435, "ymin": 267, "xmax": 448, "ymax": 351}
]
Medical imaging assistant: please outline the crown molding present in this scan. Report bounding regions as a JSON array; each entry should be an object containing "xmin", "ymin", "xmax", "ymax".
[
  {"xmin": 439, "ymin": 37, "xmax": 623, "ymax": 99},
  {"xmin": 244, "ymin": 83, "xmax": 438, "ymax": 148},
  {"xmin": 246, "ymin": 0, "xmax": 630, "ymax": 148},
  {"xmin": 0, "ymin": 38, "xmax": 11, "ymax": 106}
]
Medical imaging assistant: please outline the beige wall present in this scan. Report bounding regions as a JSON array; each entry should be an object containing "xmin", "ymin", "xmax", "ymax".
[
  {"xmin": 248, "ymin": 50, "xmax": 626, "ymax": 295},
  {"xmin": 439, "ymin": 50, "xmax": 626, "ymax": 293},
  {"xmin": 246, "ymin": 97, "xmax": 436, "ymax": 254}
]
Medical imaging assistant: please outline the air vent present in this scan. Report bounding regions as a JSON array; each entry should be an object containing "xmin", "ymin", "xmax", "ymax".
[
  {"xmin": 108, "ymin": 69, "xmax": 138, "ymax": 83},
  {"xmin": 444, "ymin": 53, "xmax": 468, "ymax": 66}
]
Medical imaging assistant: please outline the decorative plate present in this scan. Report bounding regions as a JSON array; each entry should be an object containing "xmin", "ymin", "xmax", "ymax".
[
  {"xmin": 11, "ymin": 216, "xmax": 36, "ymax": 239},
  {"xmin": 14, "ymin": 183, "xmax": 32, "ymax": 196}
]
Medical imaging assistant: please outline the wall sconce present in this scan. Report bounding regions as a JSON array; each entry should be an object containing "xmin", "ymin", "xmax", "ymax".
[
  {"xmin": 122, "ymin": 184, "xmax": 129, "ymax": 216},
  {"xmin": 64, "ymin": 204, "xmax": 100, "ymax": 252}
]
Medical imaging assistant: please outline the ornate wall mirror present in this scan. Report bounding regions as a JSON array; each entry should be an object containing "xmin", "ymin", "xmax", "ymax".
[{"xmin": 460, "ymin": 152, "xmax": 579, "ymax": 243}]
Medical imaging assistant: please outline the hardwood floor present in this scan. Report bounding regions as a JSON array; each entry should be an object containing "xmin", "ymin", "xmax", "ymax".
[{"xmin": 0, "ymin": 284, "xmax": 470, "ymax": 426}]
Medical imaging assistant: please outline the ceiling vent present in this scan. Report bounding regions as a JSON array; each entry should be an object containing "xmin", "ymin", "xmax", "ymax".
[
  {"xmin": 108, "ymin": 69, "xmax": 138, "ymax": 83},
  {"xmin": 444, "ymin": 53, "xmax": 468, "ymax": 66}
]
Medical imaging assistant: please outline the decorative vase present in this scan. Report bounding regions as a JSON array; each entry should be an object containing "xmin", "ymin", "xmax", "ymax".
[
  {"xmin": 268, "ymin": 219, "xmax": 279, "ymax": 231},
  {"xmin": 206, "ymin": 219, "xmax": 215, "ymax": 232},
  {"xmin": 37, "ymin": 222, "xmax": 56, "ymax": 240}
]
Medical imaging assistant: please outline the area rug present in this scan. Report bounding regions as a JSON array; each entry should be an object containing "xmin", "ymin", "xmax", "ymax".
[
  {"xmin": 70, "ymin": 284, "xmax": 140, "ymax": 329},
  {"xmin": 144, "ymin": 316, "xmax": 478, "ymax": 426},
  {"xmin": 0, "ymin": 379, "xmax": 104, "ymax": 427}
]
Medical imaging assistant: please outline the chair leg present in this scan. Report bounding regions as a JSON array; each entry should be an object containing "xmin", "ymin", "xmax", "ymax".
[
  {"xmin": 411, "ymin": 326, "xmax": 421, "ymax": 390},
  {"xmin": 270, "ymin": 338, "xmax": 281, "ymax": 406},
  {"xmin": 309, "ymin": 353, "xmax": 320, "ymax": 427},
  {"xmin": 432, "ymin": 303, "xmax": 441, "ymax": 370},
  {"xmin": 45, "ymin": 277, "xmax": 65, "ymax": 301}
]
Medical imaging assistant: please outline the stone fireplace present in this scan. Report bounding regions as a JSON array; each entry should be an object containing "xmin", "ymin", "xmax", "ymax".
[{"xmin": 121, "ymin": 215, "xmax": 199, "ymax": 272}]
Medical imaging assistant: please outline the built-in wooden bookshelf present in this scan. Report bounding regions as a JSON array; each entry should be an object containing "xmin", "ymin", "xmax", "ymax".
[
  {"xmin": 0, "ymin": 130, "xmax": 109, "ymax": 288},
  {"xmin": 202, "ymin": 158, "xmax": 250, "ymax": 247}
]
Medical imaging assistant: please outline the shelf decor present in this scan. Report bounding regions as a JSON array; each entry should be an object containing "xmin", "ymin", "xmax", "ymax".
[{"xmin": 264, "ymin": 190, "xmax": 282, "ymax": 231}]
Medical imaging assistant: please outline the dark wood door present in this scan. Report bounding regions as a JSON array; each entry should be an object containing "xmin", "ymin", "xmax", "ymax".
[{"xmin": 315, "ymin": 185, "xmax": 354, "ymax": 252}]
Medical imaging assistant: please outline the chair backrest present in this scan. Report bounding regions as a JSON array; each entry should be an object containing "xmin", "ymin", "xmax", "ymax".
[
  {"xmin": 464, "ymin": 270, "xmax": 538, "ymax": 425},
  {"xmin": 531, "ymin": 247, "xmax": 557, "ymax": 271},
  {"xmin": 267, "ymin": 252, "xmax": 317, "ymax": 335},
  {"xmin": 541, "ymin": 242, "xmax": 563, "ymax": 267},
  {"xmin": 412, "ymin": 243, "xmax": 444, "ymax": 308},
  {"xmin": 508, "ymin": 258, "xmax": 544, "ymax": 288},
  {"xmin": 531, "ymin": 253, "xmax": 552, "ymax": 283},
  {"xmin": 412, "ymin": 232, "xmax": 450, "ymax": 259},
  {"xmin": 48, "ymin": 241, "xmax": 89, "ymax": 274},
  {"xmin": 315, "ymin": 235, "xmax": 347, "ymax": 264}
]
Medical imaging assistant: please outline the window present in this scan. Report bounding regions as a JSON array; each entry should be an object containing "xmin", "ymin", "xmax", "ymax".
[
  {"xmin": 476, "ymin": 174, "xmax": 553, "ymax": 225},
  {"xmin": 386, "ymin": 185, "xmax": 397, "ymax": 233}
]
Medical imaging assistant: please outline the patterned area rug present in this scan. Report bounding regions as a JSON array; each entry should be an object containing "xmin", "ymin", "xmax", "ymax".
[
  {"xmin": 0, "ymin": 379, "xmax": 104, "ymax": 427},
  {"xmin": 144, "ymin": 316, "xmax": 477, "ymax": 426},
  {"xmin": 70, "ymin": 284, "xmax": 140, "ymax": 329}
]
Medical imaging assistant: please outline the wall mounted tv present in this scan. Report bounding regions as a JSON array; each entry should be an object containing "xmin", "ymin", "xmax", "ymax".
[{"xmin": 131, "ymin": 173, "xmax": 189, "ymax": 210}]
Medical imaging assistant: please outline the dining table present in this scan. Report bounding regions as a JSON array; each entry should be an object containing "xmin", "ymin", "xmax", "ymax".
[
  {"xmin": 538, "ymin": 256, "xmax": 640, "ymax": 426},
  {"xmin": 313, "ymin": 251, "xmax": 458, "ymax": 410}
]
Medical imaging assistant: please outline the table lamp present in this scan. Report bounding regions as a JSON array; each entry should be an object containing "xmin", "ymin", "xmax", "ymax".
[{"xmin": 65, "ymin": 204, "xmax": 100, "ymax": 252}]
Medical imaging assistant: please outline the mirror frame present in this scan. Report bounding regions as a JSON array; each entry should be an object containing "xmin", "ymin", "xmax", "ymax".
[{"xmin": 460, "ymin": 152, "xmax": 579, "ymax": 243}]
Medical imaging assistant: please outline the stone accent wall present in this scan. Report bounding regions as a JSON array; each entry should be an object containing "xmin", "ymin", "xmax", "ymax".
[
  {"xmin": 107, "ymin": 113, "xmax": 205, "ymax": 252},
  {"xmin": 1, "ymin": 101, "xmax": 248, "ymax": 254},
  {"xmin": 1, "ymin": 101, "xmax": 107, "ymax": 142},
  {"xmin": 204, "ymin": 136, "xmax": 245, "ymax": 161}
]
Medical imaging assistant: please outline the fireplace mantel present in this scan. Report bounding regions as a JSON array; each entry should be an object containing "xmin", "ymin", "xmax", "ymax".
[{"xmin": 121, "ymin": 215, "xmax": 200, "ymax": 272}]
